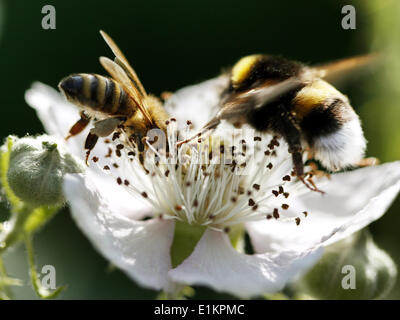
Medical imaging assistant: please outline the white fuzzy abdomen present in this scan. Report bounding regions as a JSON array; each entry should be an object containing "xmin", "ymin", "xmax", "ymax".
[{"xmin": 312, "ymin": 116, "xmax": 366, "ymax": 171}]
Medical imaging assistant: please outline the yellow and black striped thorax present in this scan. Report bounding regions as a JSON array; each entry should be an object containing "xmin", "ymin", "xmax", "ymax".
[
  {"xmin": 58, "ymin": 73, "xmax": 135, "ymax": 117},
  {"xmin": 230, "ymin": 54, "xmax": 303, "ymax": 91}
]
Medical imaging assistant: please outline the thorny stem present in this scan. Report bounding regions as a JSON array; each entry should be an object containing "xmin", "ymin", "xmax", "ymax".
[
  {"xmin": 0, "ymin": 204, "xmax": 34, "ymax": 299},
  {"xmin": 0, "ymin": 204, "xmax": 33, "ymax": 255},
  {"xmin": 0, "ymin": 256, "xmax": 13, "ymax": 299},
  {"xmin": 24, "ymin": 232, "xmax": 65, "ymax": 299}
]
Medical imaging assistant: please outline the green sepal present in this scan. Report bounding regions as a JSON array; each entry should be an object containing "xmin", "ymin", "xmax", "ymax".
[
  {"xmin": 157, "ymin": 285, "xmax": 195, "ymax": 300},
  {"xmin": 227, "ymin": 224, "xmax": 245, "ymax": 252},
  {"xmin": 170, "ymin": 220, "xmax": 206, "ymax": 268}
]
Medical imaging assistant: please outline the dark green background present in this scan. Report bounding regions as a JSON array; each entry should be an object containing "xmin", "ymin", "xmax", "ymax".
[{"xmin": 0, "ymin": 0, "xmax": 399, "ymax": 299}]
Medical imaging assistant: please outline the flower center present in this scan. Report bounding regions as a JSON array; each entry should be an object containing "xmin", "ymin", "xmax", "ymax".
[{"xmin": 91, "ymin": 120, "xmax": 310, "ymax": 229}]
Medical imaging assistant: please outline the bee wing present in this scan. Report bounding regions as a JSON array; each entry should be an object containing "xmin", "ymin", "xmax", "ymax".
[
  {"xmin": 99, "ymin": 56, "xmax": 153, "ymax": 123},
  {"xmin": 314, "ymin": 53, "xmax": 380, "ymax": 83},
  {"xmin": 247, "ymin": 78, "xmax": 305, "ymax": 110},
  {"xmin": 100, "ymin": 30, "xmax": 147, "ymax": 97},
  {"xmin": 177, "ymin": 77, "xmax": 305, "ymax": 145},
  {"xmin": 217, "ymin": 54, "xmax": 379, "ymax": 121},
  {"xmin": 219, "ymin": 77, "xmax": 305, "ymax": 118}
]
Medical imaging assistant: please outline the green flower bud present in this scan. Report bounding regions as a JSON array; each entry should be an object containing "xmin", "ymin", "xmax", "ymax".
[
  {"xmin": 297, "ymin": 230, "xmax": 397, "ymax": 299},
  {"xmin": 6, "ymin": 135, "xmax": 84, "ymax": 207}
]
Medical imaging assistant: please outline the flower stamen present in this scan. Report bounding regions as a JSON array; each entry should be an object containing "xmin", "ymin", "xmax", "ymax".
[{"xmin": 89, "ymin": 119, "xmax": 314, "ymax": 228}]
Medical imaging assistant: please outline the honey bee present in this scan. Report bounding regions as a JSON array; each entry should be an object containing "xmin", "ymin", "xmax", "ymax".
[
  {"xmin": 58, "ymin": 31, "xmax": 169, "ymax": 164},
  {"xmin": 178, "ymin": 54, "xmax": 378, "ymax": 192}
]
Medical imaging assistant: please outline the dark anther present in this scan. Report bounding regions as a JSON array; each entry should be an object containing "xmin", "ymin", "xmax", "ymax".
[
  {"xmin": 248, "ymin": 198, "xmax": 255, "ymax": 207},
  {"xmin": 112, "ymin": 132, "xmax": 120, "ymax": 141}
]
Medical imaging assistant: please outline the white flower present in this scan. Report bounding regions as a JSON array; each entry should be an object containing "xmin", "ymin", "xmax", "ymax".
[{"xmin": 25, "ymin": 78, "xmax": 400, "ymax": 298}]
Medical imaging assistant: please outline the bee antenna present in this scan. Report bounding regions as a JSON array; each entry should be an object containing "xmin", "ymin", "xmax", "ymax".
[
  {"xmin": 176, "ymin": 117, "xmax": 221, "ymax": 147},
  {"xmin": 299, "ymin": 176, "xmax": 325, "ymax": 194}
]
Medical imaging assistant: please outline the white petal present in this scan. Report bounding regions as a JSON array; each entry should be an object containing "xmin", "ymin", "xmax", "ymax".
[
  {"xmin": 88, "ymin": 171, "xmax": 154, "ymax": 220},
  {"xmin": 25, "ymin": 82, "xmax": 75, "ymax": 137},
  {"xmin": 63, "ymin": 173, "xmax": 175, "ymax": 290},
  {"xmin": 163, "ymin": 75, "xmax": 229, "ymax": 130},
  {"xmin": 169, "ymin": 229, "xmax": 322, "ymax": 298},
  {"xmin": 25, "ymin": 82, "xmax": 79, "ymax": 142},
  {"xmin": 247, "ymin": 161, "xmax": 400, "ymax": 253}
]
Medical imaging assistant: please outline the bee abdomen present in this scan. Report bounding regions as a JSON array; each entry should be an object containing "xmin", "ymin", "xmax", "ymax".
[{"xmin": 59, "ymin": 73, "xmax": 133, "ymax": 116}]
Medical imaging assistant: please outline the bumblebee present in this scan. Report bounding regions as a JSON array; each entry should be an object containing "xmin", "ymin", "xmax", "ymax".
[
  {"xmin": 58, "ymin": 31, "xmax": 169, "ymax": 164},
  {"xmin": 179, "ymin": 54, "xmax": 377, "ymax": 191}
]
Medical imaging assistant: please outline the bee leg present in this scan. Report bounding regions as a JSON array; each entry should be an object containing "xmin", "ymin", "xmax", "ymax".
[
  {"xmin": 128, "ymin": 133, "xmax": 149, "ymax": 174},
  {"xmin": 138, "ymin": 136, "xmax": 150, "ymax": 174},
  {"xmin": 160, "ymin": 91, "xmax": 173, "ymax": 101},
  {"xmin": 282, "ymin": 113, "xmax": 325, "ymax": 194},
  {"xmin": 298, "ymin": 172, "xmax": 325, "ymax": 194},
  {"xmin": 295, "ymin": 159, "xmax": 325, "ymax": 194},
  {"xmin": 82, "ymin": 118, "xmax": 125, "ymax": 165},
  {"xmin": 90, "ymin": 117, "xmax": 125, "ymax": 137},
  {"xmin": 290, "ymin": 148, "xmax": 309, "ymax": 185},
  {"xmin": 177, "ymin": 117, "xmax": 221, "ymax": 146},
  {"xmin": 84, "ymin": 133, "xmax": 99, "ymax": 165},
  {"xmin": 66, "ymin": 111, "xmax": 90, "ymax": 140},
  {"xmin": 304, "ymin": 172, "xmax": 325, "ymax": 192},
  {"xmin": 299, "ymin": 147, "xmax": 329, "ymax": 180},
  {"xmin": 308, "ymin": 160, "xmax": 331, "ymax": 179},
  {"xmin": 356, "ymin": 157, "xmax": 380, "ymax": 167}
]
